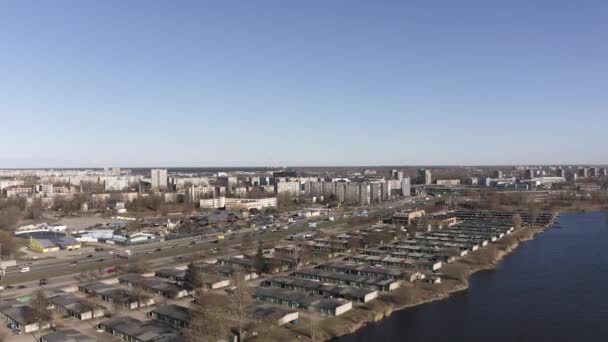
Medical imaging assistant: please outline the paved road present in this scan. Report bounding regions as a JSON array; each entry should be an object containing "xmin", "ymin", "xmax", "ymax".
[{"xmin": 0, "ymin": 197, "xmax": 427, "ymax": 290}]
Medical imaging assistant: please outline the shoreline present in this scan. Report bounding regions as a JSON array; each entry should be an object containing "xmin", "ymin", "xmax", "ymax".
[{"xmin": 292, "ymin": 223, "xmax": 553, "ymax": 341}]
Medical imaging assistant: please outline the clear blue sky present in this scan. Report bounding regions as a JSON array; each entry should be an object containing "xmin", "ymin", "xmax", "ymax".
[{"xmin": 1, "ymin": 0, "xmax": 606, "ymax": 167}]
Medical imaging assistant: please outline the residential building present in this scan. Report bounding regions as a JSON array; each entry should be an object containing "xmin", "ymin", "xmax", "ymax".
[
  {"xmin": 369, "ymin": 182, "xmax": 382, "ymax": 203},
  {"xmin": 335, "ymin": 182, "xmax": 347, "ymax": 203},
  {"xmin": 418, "ymin": 169, "xmax": 432, "ymax": 185},
  {"xmin": 345, "ymin": 183, "xmax": 360, "ymax": 204},
  {"xmin": 5, "ymin": 185, "xmax": 35, "ymax": 197},
  {"xmin": 104, "ymin": 178, "xmax": 129, "ymax": 191},
  {"xmin": 150, "ymin": 169, "xmax": 168, "ymax": 190},
  {"xmin": 276, "ymin": 181, "xmax": 300, "ymax": 195},
  {"xmin": 435, "ymin": 179, "xmax": 460, "ymax": 186},
  {"xmin": 391, "ymin": 170, "xmax": 404, "ymax": 181},
  {"xmin": 381, "ymin": 182, "xmax": 391, "ymax": 200},
  {"xmin": 199, "ymin": 197, "xmax": 226, "ymax": 209},
  {"xmin": 578, "ymin": 168, "xmax": 589, "ymax": 178},
  {"xmin": 359, "ymin": 183, "xmax": 371, "ymax": 205},
  {"xmin": 401, "ymin": 176, "xmax": 411, "ymax": 196}
]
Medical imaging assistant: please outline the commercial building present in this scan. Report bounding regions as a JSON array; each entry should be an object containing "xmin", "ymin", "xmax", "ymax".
[{"xmin": 28, "ymin": 236, "xmax": 81, "ymax": 253}]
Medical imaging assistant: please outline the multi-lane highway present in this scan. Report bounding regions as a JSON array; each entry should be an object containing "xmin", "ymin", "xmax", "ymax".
[{"xmin": 0, "ymin": 196, "xmax": 425, "ymax": 292}]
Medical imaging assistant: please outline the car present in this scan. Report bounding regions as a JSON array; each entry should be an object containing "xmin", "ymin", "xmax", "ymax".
[
  {"xmin": 6, "ymin": 285, "xmax": 14, "ymax": 289},
  {"xmin": 17, "ymin": 285, "xmax": 26, "ymax": 289},
  {"xmin": 155, "ymin": 248, "xmax": 162, "ymax": 252},
  {"xmin": 97, "ymin": 258, "xmax": 105, "ymax": 262},
  {"xmin": 20, "ymin": 267, "xmax": 30, "ymax": 273},
  {"xmin": 86, "ymin": 254, "xmax": 93, "ymax": 258},
  {"xmin": 39, "ymin": 279, "xmax": 48, "ymax": 285}
]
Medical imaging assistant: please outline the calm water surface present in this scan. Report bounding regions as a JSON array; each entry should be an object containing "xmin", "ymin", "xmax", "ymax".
[{"xmin": 339, "ymin": 211, "xmax": 608, "ymax": 342}]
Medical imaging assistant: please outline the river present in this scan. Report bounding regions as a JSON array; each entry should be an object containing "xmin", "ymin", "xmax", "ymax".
[{"xmin": 338, "ymin": 211, "xmax": 608, "ymax": 342}]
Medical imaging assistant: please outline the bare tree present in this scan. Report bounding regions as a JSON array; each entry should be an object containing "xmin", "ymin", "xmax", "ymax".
[
  {"xmin": 126, "ymin": 260, "xmax": 151, "ymax": 274},
  {"xmin": 29, "ymin": 290, "xmax": 51, "ymax": 338},
  {"xmin": 231, "ymin": 269, "xmax": 250, "ymax": 341},
  {"xmin": 512, "ymin": 213, "xmax": 523, "ymax": 229},
  {"xmin": 25, "ymin": 198, "xmax": 44, "ymax": 220},
  {"xmin": 185, "ymin": 293, "xmax": 231, "ymax": 342},
  {"xmin": 184, "ymin": 262, "xmax": 205, "ymax": 292}
]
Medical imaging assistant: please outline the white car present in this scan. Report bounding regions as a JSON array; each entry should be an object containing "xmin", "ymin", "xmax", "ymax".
[{"xmin": 20, "ymin": 267, "xmax": 30, "ymax": 273}]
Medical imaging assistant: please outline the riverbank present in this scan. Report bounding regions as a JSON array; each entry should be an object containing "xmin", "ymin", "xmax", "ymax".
[{"xmin": 284, "ymin": 223, "xmax": 551, "ymax": 341}]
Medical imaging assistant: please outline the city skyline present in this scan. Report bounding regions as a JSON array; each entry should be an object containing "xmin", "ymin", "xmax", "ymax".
[{"xmin": 1, "ymin": 1, "xmax": 607, "ymax": 167}]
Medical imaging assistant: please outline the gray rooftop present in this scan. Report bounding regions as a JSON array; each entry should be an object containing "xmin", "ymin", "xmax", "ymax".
[{"xmin": 40, "ymin": 329, "xmax": 96, "ymax": 342}]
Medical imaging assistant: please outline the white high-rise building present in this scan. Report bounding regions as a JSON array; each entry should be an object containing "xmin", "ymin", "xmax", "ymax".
[
  {"xmin": 151, "ymin": 169, "xmax": 168, "ymax": 190},
  {"xmin": 401, "ymin": 177, "xmax": 411, "ymax": 197}
]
